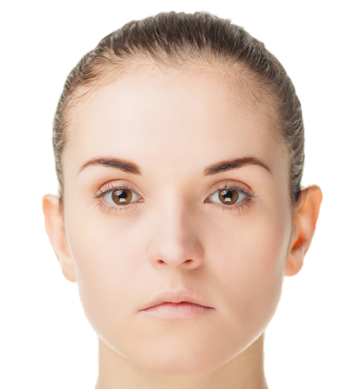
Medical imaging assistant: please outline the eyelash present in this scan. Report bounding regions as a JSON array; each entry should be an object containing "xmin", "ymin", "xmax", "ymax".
[{"xmin": 93, "ymin": 182, "xmax": 256, "ymax": 216}]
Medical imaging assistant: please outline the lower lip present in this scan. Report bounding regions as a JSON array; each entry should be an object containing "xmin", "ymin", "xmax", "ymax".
[{"xmin": 139, "ymin": 302, "xmax": 215, "ymax": 319}]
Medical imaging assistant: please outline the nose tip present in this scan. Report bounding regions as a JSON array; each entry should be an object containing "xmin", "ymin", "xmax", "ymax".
[
  {"xmin": 146, "ymin": 214, "xmax": 204, "ymax": 269},
  {"xmin": 148, "ymin": 241, "xmax": 203, "ymax": 269}
]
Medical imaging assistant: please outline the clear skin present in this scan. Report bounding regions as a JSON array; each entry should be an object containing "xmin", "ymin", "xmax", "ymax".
[{"xmin": 43, "ymin": 65, "xmax": 322, "ymax": 389}]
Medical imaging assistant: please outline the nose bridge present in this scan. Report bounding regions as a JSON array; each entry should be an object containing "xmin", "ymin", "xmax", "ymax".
[{"xmin": 146, "ymin": 190, "xmax": 204, "ymax": 268}]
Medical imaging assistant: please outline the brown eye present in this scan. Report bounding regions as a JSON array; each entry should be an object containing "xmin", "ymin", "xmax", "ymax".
[
  {"xmin": 209, "ymin": 187, "xmax": 247, "ymax": 206},
  {"xmin": 111, "ymin": 189, "xmax": 133, "ymax": 205},
  {"xmin": 218, "ymin": 189, "xmax": 239, "ymax": 204},
  {"xmin": 102, "ymin": 186, "xmax": 142, "ymax": 208}
]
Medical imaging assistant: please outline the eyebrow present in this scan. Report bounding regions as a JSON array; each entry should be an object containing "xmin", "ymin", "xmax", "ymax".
[
  {"xmin": 78, "ymin": 156, "xmax": 272, "ymax": 176},
  {"xmin": 203, "ymin": 157, "xmax": 272, "ymax": 176}
]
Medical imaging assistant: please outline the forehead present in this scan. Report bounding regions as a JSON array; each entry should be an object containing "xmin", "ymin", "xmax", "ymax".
[{"xmin": 64, "ymin": 66, "xmax": 287, "ymax": 181}]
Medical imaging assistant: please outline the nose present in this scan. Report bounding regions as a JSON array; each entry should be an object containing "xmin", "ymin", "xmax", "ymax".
[{"xmin": 146, "ymin": 199, "xmax": 204, "ymax": 270}]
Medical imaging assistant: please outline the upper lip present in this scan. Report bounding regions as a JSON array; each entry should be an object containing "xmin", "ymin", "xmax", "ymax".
[{"xmin": 139, "ymin": 289, "xmax": 214, "ymax": 311}]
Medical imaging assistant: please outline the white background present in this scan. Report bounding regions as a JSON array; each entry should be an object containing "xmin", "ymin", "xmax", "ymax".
[{"xmin": 1, "ymin": 1, "xmax": 349, "ymax": 388}]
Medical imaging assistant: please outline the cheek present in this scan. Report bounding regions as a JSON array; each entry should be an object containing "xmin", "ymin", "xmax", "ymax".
[
  {"xmin": 210, "ymin": 206, "xmax": 291, "ymax": 337},
  {"xmin": 64, "ymin": 204, "xmax": 142, "ymax": 338}
]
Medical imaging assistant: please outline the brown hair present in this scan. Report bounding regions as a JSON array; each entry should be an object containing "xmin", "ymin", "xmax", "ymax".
[{"xmin": 53, "ymin": 10, "xmax": 304, "ymax": 213}]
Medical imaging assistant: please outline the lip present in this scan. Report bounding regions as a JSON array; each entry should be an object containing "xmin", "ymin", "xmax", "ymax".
[
  {"xmin": 139, "ymin": 302, "xmax": 214, "ymax": 319},
  {"xmin": 139, "ymin": 289, "xmax": 214, "ymax": 311}
]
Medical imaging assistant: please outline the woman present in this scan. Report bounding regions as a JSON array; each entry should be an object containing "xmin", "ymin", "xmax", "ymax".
[{"xmin": 42, "ymin": 11, "xmax": 323, "ymax": 389}]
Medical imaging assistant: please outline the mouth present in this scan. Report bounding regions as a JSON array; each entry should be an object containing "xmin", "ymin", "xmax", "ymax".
[
  {"xmin": 139, "ymin": 301, "xmax": 214, "ymax": 319},
  {"xmin": 139, "ymin": 289, "xmax": 215, "ymax": 319}
]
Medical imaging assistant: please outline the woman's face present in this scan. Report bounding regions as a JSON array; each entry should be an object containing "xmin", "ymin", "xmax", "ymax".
[{"xmin": 62, "ymin": 66, "xmax": 293, "ymax": 374}]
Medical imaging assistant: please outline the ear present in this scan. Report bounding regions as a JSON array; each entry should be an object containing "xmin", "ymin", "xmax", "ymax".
[
  {"xmin": 42, "ymin": 194, "xmax": 76, "ymax": 283},
  {"xmin": 285, "ymin": 185, "xmax": 323, "ymax": 277}
]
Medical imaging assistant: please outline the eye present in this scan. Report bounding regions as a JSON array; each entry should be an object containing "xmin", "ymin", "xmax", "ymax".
[
  {"xmin": 103, "ymin": 188, "xmax": 142, "ymax": 206},
  {"xmin": 94, "ymin": 181, "xmax": 255, "ymax": 216},
  {"xmin": 208, "ymin": 187, "xmax": 247, "ymax": 206}
]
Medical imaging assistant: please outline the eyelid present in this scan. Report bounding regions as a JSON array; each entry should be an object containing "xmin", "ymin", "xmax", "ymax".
[
  {"xmin": 95, "ymin": 180, "xmax": 143, "ymax": 199},
  {"xmin": 207, "ymin": 180, "xmax": 255, "ymax": 198},
  {"xmin": 93, "ymin": 179, "xmax": 256, "ymax": 215},
  {"xmin": 96, "ymin": 180, "xmax": 253, "ymax": 200}
]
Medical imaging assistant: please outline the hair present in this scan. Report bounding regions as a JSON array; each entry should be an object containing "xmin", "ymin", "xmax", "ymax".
[{"xmin": 53, "ymin": 10, "xmax": 304, "ymax": 214}]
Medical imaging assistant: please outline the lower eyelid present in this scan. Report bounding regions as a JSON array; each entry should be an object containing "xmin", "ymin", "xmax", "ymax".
[
  {"xmin": 212, "ymin": 199, "xmax": 252, "ymax": 214},
  {"xmin": 97, "ymin": 200, "xmax": 248, "ymax": 217},
  {"xmin": 95, "ymin": 199, "xmax": 139, "ymax": 215}
]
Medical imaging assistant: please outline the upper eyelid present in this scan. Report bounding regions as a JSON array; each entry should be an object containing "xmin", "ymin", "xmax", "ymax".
[
  {"xmin": 209, "ymin": 181, "xmax": 254, "ymax": 198},
  {"xmin": 96, "ymin": 182, "xmax": 139, "ymax": 198}
]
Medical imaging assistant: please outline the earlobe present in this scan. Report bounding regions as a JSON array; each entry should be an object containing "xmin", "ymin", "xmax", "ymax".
[
  {"xmin": 285, "ymin": 185, "xmax": 323, "ymax": 277},
  {"xmin": 42, "ymin": 194, "xmax": 76, "ymax": 283}
]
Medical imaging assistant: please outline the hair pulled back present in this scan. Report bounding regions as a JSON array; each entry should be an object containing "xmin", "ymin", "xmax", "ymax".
[{"xmin": 53, "ymin": 11, "xmax": 304, "ymax": 211}]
